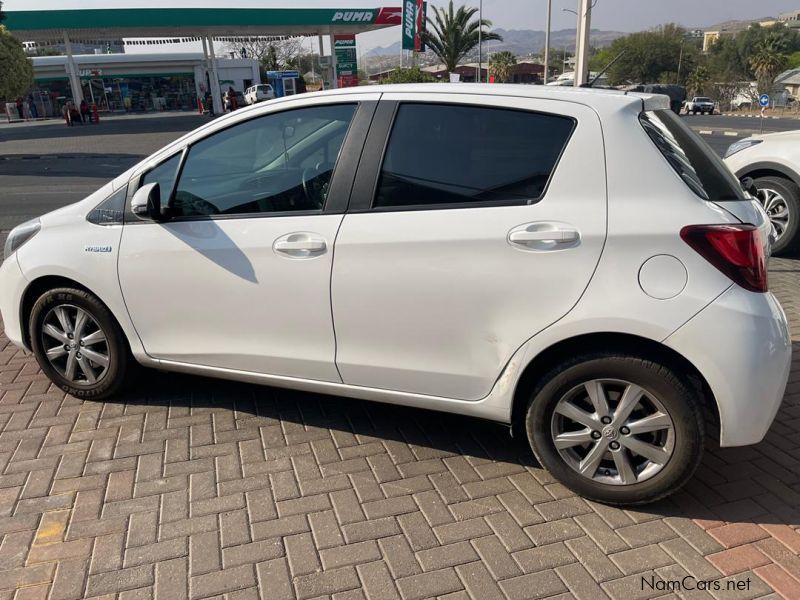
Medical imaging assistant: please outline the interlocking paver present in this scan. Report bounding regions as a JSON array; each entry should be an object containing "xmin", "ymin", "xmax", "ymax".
[{"xmin": 0, "ymin": 257, "xmax": 798, "ymax": 599}]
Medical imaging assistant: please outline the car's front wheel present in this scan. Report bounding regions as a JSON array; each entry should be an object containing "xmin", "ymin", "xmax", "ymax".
[
  {"xmin": 752, "ymin": 175, "xmax": 799, "ymax": 256},
  {"xmin": 525, "ymin": 353, "xmax": 704, "ymax": 505},
  {"xmin": 29, "ymin": 287, "xmax": 131, "ymax": 399}
]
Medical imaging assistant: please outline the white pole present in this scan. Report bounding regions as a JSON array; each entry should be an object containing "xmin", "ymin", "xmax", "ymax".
[
  {"xmin": 206, "ymin": 35, "xmax": 223, "ymax": 114},
  {"xmin": 330, "ymin": 31, "xmax": 338, "ymax": 88},
  {"xmin": 543, "ymin": 0, "xmax": 552, "ymax": 84},
  {"xmin": 574, "ymin": 0, "xmax": 592, "ymax": 86},
  {"xmin": 477, "ymin": 0, "xmax": 483, "ymax": 83},
  {"xmin": 63, "ymin": 31, "xmax": 84, "ymax": 104}
]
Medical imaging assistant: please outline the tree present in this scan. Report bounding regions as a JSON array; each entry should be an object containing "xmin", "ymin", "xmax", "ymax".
[
  {"xmin": 0, "ymin": 26, "xmax": 33, "ymax": 101},
  {"xmin": 421, "ymin": 0, "xmax": 502, "ymax": 72},
  {"xmin": 489, "ymin": 50, "xmax": 515, "ymax": 82},
  {"xmin": 686, "ymin": 66, "xmax": 711, "ymax": 96},
  {"xmin": 601, "ymin": 24, "xmax": 698, "ymax": 85},
  {"xmin": 224, "ymin": 37, "xmax": 305, "ymax": 71},
  {"xmin": 750, "ymin": 34, "xmax": 789, "ymax": 93},
  {"xmin": 384, "ymin": 66, "xmax": 436, "ymax": 84}
]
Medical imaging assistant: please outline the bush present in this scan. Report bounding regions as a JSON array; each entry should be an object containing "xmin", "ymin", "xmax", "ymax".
[{"xmin": 384, "ymin": 67, "xmax": 437, "ymax": 84}]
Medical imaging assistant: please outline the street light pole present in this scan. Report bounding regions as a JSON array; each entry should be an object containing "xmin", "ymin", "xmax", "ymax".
[
  {"xmin": 477, "ymin": 0, "xmax": 483, "ymax": 83},
  {"xmin": 543, "ymin": 0, "xmax": 552, "ymax": 84}
]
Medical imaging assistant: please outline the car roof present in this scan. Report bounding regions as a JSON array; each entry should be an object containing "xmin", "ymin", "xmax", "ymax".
[{"xmin": 296, "ymin": 83, "xmax": 670, "ymax": 112}]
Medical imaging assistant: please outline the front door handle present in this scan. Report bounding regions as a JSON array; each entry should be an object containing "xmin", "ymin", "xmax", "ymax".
[
  {"xmin": 273, "ymin": 232, "xmax": 327, "ymax": 258},
  {"xmin": 509, "ymin": 229, "xmax": 579, "ymax": 243}
]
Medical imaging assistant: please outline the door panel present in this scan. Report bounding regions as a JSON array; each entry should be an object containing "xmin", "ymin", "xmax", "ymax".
[
  {"xmin": 119, "ymin": 215, "xmax": 343, "ymax": 380},
  {"xmin": 118, "ymin": 98, "xmax": 376, "ymax": 381},
  {"xmin": 332, "ymin": 96, "xmax": 607, "ymax": 400}
]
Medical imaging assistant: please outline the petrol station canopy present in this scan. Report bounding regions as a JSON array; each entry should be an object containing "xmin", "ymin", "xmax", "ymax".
[{"xmin": 3, "ymin": 0, "xmax": 402, "ymax": 40}]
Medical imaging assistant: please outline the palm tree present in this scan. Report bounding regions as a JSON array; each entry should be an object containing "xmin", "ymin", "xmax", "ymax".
[
  {"xmin": 750, "ymin": 35, "xmax": 789, "ymax": 94},
  {"xmin": 686, "ymin": 66, "xmax": 710, "ymax": 97},
  {"xmin": 421, "ymin": 1, "xmax": 502, "ymax": 74},
  {"xmin": 489, "ymin": 50, "xmax": 516, "ymax": 83}
]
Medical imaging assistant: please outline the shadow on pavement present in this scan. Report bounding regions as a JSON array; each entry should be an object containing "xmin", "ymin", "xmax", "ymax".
[
  {"xmin": 0, "ymin": 114, "xmax": 207, "ymax": 143},
  {"xmin": 110, "ymin": 337, "xmax": 800, "ymax": 528}
]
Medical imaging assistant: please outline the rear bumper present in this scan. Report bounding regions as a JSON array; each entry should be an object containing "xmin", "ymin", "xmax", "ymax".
[
  {"xmin": 664, "ymin": 285, "xmax": 791, "ymax": 447},
  {"xmin": 0, "ymin": 253, "xmax": 28, "ymax": 349}
]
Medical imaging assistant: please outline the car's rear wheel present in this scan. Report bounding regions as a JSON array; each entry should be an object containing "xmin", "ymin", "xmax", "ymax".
[
  {"xmin": 752, "ymin": 175, "xmax": 799, "ymax": 255},
  {"xmin": 525, "ymin": 353, "xmax": 704, "ymax": 505},
  {"xmin": 29, "ymin": 287, "xmax": 131, "ymax": 399}
]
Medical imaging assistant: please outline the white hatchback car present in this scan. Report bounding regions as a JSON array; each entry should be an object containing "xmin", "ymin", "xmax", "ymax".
[
  {"xmin": 0, "ymin": 85, "xmax": 791, "ymax": 505},
  {"xmin": 725, "ymin": 130, "xmax": 800, "ymax": 255},
  {"xmin": 244, "ymin": 84, "xmax": 275, "ymax": 105}
]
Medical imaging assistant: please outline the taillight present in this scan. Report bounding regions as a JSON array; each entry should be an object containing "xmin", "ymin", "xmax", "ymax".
[{"xmin": 680, "ymin": 224, "xmax": 767, "ymax": 293}]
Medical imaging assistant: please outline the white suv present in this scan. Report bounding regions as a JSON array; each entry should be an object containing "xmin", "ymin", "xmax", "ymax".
[
  {"xmin": 0, "ymin": 85, "xmax": 790, "ymax": 505},
  {"xmin": 244, "ymin": 84, "xmax": 275, "ymax": 105}
]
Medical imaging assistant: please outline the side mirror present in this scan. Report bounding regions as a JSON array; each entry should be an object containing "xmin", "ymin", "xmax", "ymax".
[
  {"xmin": 131, "ymin": 182, "xmax": 169, "ymax": 221},
  {"xmin": 740, "ymin": 177, "xmax": 759, "ymax": 198}
]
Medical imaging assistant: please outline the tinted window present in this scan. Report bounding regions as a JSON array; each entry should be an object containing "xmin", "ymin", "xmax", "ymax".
[
  {"xmin": 374, "ymin": 103, "xmax": 575, "ymax": 208},
  {"xmin": 640, "ymin": 110, "xmax": 744, "ymax": 201},
  {"xmin": 171, "ymin": 104, "xmax": 356, "ymax": 217},
  {"xmin": 87, "ymin": 185, "xmax": 127, "ymax": 225},
  {"xmin": 141, "ymin": 153, "xmax": 181, "ymax": 207}
]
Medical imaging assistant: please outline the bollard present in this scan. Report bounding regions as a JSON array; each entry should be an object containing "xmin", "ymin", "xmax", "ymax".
[
  {"xmin": 91, "ymin": 103, "xmax": 99, "ymax": 124},
  {"xmin": 198, "ymin": 98, "xmax": 204, "ymax": 114}
]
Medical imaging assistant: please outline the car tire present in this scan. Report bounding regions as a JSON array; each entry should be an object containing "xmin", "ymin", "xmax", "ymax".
[
  {"xmin": 29, "ymin": 287, "xmax": 132, "ymax": 400},
  {"xmin": 525, "ymin": 353, "xmax": 704, "ymax": 505},
  {"xmin": 752, "ymin": 176, "xmax": 800, "ymax": 256}
]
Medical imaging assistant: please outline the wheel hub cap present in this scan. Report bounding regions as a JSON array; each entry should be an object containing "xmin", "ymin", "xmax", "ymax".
[
  {"xmin": 757, "ymin": 188, "xmax": 791, "ymax": 241},
  {"xmin": 550, "ymin": 379, "xmax": 676, "ymax": 486},
  {"xmin": 40, "ymin": 304, "xmax": 110, "ymax": 386}
]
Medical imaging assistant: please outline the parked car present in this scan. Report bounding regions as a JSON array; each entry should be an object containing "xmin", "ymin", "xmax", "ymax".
[
  {"xmin": 0, "ymin": 85, "xmax": 790, "ymax": 505},
  {"xmin": 685, "ymin": 96, "xmax": 715, "ymax": 115},
  {"xmin": 245, "ymin": 84, "xmax": 275, "ymax": 105},
  {"xmin": 725, "ymin": 131, "xmax": 800, "ymax": 255}
]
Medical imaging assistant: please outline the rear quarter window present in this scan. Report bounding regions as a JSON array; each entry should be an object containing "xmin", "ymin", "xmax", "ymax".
[{"xmin": 640, "ymin": 109, "xmax": 745, "ymax": 201}]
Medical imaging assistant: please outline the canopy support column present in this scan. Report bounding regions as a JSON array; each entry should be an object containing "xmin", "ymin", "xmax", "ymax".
[
  {"xmin": 63, "ymin": 31, "xmax": 84, "ymax": 105},
  {"xmin": 206, "ymin": 35, "xmax": 223, "ymax": 114},
  {"xmin": 329, "ymin": 31, "xmax": 338, "ymax": 89}
]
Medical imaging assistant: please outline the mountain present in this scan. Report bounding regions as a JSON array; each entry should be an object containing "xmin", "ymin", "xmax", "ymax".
[{"xmin": 364, "ymin": 27, "xmax": 626, "ymax": 58}]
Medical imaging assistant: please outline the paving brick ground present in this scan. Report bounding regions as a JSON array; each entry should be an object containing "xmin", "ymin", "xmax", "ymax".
[{"xmin": 0, "ymin": 258, "xmax": 798, "ymax": 600}]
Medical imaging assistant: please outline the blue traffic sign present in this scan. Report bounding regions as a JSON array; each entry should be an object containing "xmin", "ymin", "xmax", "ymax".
[{"xmin": 759, "ymin": 94, "xmax": 770, "ymax": 107}]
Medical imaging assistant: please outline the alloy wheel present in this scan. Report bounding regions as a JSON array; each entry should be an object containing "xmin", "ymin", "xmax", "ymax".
[
  {"xmin": 757, "ymin": 187, "xmax": 791, "ymax": 242},
  {"xmin": 40, "ymin": 304, "xmax": 110, "ymax": 386},
  {"xmin": 550, "ymin": 379, "xmax": 675, "ymax": 485}
]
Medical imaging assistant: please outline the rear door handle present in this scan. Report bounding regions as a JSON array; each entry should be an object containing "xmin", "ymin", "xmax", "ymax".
[
  {"xmin": 273, "ymin": 233, "xmax": 327, "ymax": 258},
  {"xmin": 509, "ymin": 229, "xmax": 579, "ymax": 244}
]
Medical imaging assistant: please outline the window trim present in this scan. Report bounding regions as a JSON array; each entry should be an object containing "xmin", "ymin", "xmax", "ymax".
[
  {"xmin": 347, "ymin": 100, "xmax": 577, "ymax": 214},
  {"xmin": 126, "ymin": 100, "xmax": 375, "ymax": 223}
]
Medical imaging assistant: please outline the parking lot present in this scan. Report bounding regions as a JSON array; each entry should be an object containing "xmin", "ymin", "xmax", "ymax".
[{"xmin": 1, "ymin": 112, "xmax": 799, "ymax": 599}]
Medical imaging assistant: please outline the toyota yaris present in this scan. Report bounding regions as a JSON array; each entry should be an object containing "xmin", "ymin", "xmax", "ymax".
[{"xmin": 1, "ymin": 85, "xmax": 791, "ymax": 505}]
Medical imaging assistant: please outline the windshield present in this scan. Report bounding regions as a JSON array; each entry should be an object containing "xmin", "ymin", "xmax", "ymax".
[
  {"xmin": 640, "ymin": 109, "xmax": 745, "ymax": 201},
  {"xmin": 695, "ymin": 97, "xmax": 712, "ymax": 102}
]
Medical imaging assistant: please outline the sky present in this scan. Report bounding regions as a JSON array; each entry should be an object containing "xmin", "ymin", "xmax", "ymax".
[{"xmin": 6, "ymin": 0, "xmax": 800, "ymax": 56}]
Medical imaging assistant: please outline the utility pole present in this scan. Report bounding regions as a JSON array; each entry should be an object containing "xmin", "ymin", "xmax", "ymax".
[
  {"xmin": 573, "ymin": 0, "xmax": 592, "ymax": 86},
  {"xmin": 543, "ymin": 0, "xmax": 552, "ymax": 84},
  {"xmin": 477, "ymin": 0, "xmax": 483, "ymax": 82}
]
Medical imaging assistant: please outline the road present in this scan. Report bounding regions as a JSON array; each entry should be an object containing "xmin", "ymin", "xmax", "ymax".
[
  {"xmin": 0, "ymin": 113, "xmax": 207, "ymax": 230},
  {"xmin": 2, "ymin": 111, "xmax": 800, "ymax": 232}
]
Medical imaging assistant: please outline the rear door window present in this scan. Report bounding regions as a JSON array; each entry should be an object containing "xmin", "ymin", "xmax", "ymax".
[
  {"xmin": 373, "ymin": 103, "xmax": 575, "ymax": 209},
  {"xmin": 640, "ymin": 109, "xmax": 745, "ymax": 201}
]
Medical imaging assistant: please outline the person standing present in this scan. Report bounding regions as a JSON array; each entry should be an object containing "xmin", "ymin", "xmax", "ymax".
[
  {"xmin": 27, "ymin": 95, "xmax": 38, "ymax": 120},
  {"xmin": 81, "ymin": 99, "xmax": 93, "ymax": 123}
]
